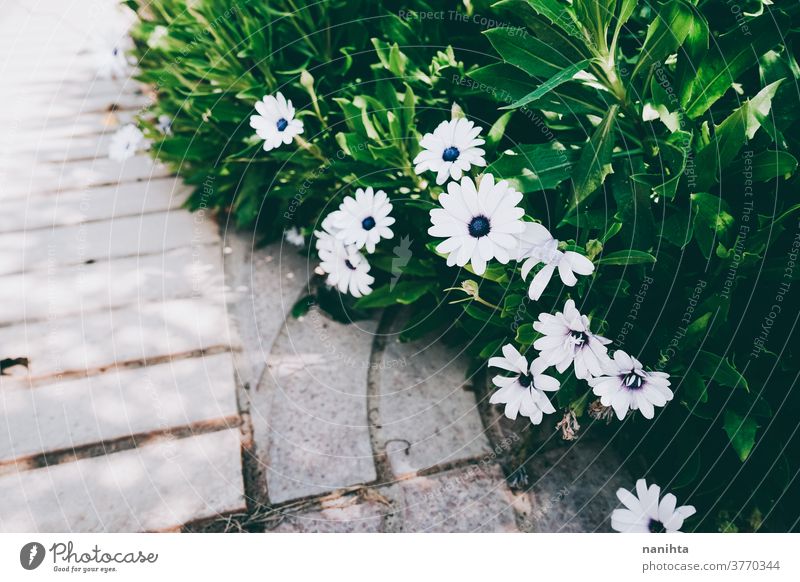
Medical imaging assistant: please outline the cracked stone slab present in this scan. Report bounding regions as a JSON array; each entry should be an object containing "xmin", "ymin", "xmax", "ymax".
[
  {"xmin": 0, "ymin": 352, "xmax": 239, "ymax": 464},
  {"xmin": 0, "ymin": 429, "xmax": 246, "ymax": 532},
  {"xmin": 384, "ymin": 464, "xmax": 520, "ymax": 532},
  {"xmin": 253, "ymin": 307, "xmax": 377, "ymax": 504},
  {"xmin": 376, "ymin": 316, "xmax": 491, "ymax": 476}
]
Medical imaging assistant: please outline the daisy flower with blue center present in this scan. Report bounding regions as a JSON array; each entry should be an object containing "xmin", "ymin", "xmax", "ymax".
[
  {"xmin": 612, "ymin": 479, "xmax": 696, "ymax": 533},
  {"xmin": 328, "ymin": 187, "xmax": 395, "ymax": 253},
  {"xmin": 250, "ymin": 92, "xmax": 304, "ymax": 151},
  {"xmin": 588, "ymin": 350, "xmax": 673, "ymax": 420},
  {"xmin": 413, "ymin": 117, "xmax": 486, "ymax": 185},
  {"xmin": 109, "ymin": 124, "xmax": 146, "ymax": 161},
  {"xmin": 314, "ymin": 227, "xmax": 374, "ymax": 298},
  {"xmin": 532, "ymin": 299, "xmax": 611, "ymax": 380},
  {"xmin": 517, "ymin": 222, "xmax": 595, "ymax": 300},
  {"xmin": 489, "ymin": 344, "xmax": 560, "ymax": 425},
  {"xmin": 428, "ymin": 174, "xmax": 525, "ymax": 275}
]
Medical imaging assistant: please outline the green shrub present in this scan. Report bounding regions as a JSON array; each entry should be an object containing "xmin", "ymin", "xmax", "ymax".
[{"xmin": 127, "ymin": 0, "xmax": 800, "ymax": 532}]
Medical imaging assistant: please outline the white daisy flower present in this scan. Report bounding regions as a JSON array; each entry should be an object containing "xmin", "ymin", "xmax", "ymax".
[
  {"xmin": 314, "ymin": 229, "xmax": 374, "ymax": 298},
  {"xmin": 489, "ymin": 344, "xmax": 560, "ymax": 425},
  {"xmin": 612, "ymin": 479, "xmax": 696, "ymax": 533},
  {"xmin": 428, "ymin": 174, "xmax": 525, "ymax": 275},
  {"xmin": 147, "ymin": 25, "xmax": 169, "ymax": 49},
  {"xmin": 328, "ymin": 187, "xmax": 395, "ymax": 253},
  {"xmin": 284, "ymin": 226, "xmax": 305, "ymax": 248},
  {"xmin": 109, "ymin": 124, "xmax": 146, "ymax": 161},
  {"xmin": 249, "ymin": 92, "xmax": 304, "ymax": 151},
  {"xmin": 532, "ymin": 299, "xmax": 611, "ymax": 380},
  {"xmin": 156, "ymin": 114, "xmax": 172, "ymax": 135},
  {"xmin": 413, "ymin": 117, "xmax": 486, "ymax": 185},
  {"xmin": 588, "ymin": 350, "xmax": 673, "ymax": 420},
  {"xmin": 517, "ymin": 222, "xmax": 595, "ymax": 300}
]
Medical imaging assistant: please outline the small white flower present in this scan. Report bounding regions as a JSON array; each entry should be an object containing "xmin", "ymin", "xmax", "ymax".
[
  {"xmin": 489, "ymin": 344, "xmax": 560, "ymax": 425},
  {"xmin": 109, "ymin": 124, "xmax": 146, "ymax": 161},
  {"xmin": 588, "ymin": 350, "xmax": 673, "ymax": 420},
  {"xmin": 517, "ymin": 222, "xmax": 595, "ymax": 300},
  {"xmin": 532, "ymin": 299, "xmax": 611, "ymax": 380},
  {"xmin": 328, "ymin": 187, "xmax": 395, "ymax": 253},
  {"xmin": 91, "ymin": 38, "xmax": 132, "ymax": 80},
  {"xmin": 314, "ymin": 229, "xmax": 374, "ymax": 297},
  {"xmin": 147, "ymin": 25, "xmax": 169, "ymax": 49},
  {"xmin": 413, "ymin": 117, "xmax": 486, "ymax": 185},
  {"xmin": 156, "ymin": 114, "xmax": 172, "ymax": 135},
  {"xmin": 612, "ymin": 479, "xmax": 696, "ymax": 533},
  {"xmin": 284, "ymin": 226, "xmax": 305, "ymax": 248},
  {"xmin": 249, "ymin": 92, "xmax": 303, "ymax": 151},
  {"xmin": 428, "ymin": 174, "xmax": 525, "ymax": 275}
]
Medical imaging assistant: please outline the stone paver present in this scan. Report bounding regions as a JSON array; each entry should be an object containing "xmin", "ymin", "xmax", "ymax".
[
  {"xmin": 1, "ymin": 155, "xmax": 170, "ymax": 199},
  {"xmin": 377, "ymin": 316, "xmax": 491, "ymax": 476},
  {"xmin": 0, "ymin": 177, "xmax": 189, "ymax": 233},
  {"xmin": 269, "ymin": 495, "xmax": 387, "ymax": 533},
  {"xmin": 0, "ymin": 297, "xmax": 233, "ymax": 384},
  {"xmin": 385, "ymin": 465, "xmax": 520, "ymax": 532},
  {"xmin": 0, "ymin": 209, "xmax": 218, "ymax": 276},
  {"xmin": 0, "ymin": 429, "xmax": 246, "ymax": 532},
  {"xmin": 254, "ymin": 307, "xmax": 377, "ymax": 503},
  {"xmin": 1, "ymin": 352, "xmax": 238, "ymax": 464},
  {"xmin": 222, "ymin": 234, "xmax": 310, "ymax": 390},
  {"xmin": 520, "ymin": 441, "xmax": 630, "ymax": 533},
  {"xmin": 0, "ymin": 244, "xmax": 221, "ymax": 326}
]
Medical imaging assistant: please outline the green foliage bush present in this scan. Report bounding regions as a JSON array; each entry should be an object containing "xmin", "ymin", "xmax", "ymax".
[{"xmin": 126, "ymin": 0, "xmax": 800, "ymax": 532}]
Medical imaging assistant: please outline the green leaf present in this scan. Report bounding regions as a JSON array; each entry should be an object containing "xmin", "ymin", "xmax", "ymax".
[
  {"xmin": 354, "ymin": 281, "xmax": 435, "ymax": 309},
  {"xmin": 515, "ymin": 323, "xmax": 538, "ymax": 344},
  {"xmin": 631, "ymin": 0, "xmax": 695, "ymax": 81},
  {"xmin": 568, "ymin": 104, "xmax": 618, "ymax": 211},
  {"xmin": 681, "ymin": 370, "xmax": 708, "ymax": 405},
  {"xmin": 485, "ymin": 27, "xmax": 574, "ymax": 79},
  {"xmin": 693, "ymin": 350, "xmax": 749, "ymax": 391},
  {"xmin": 596, "ymin": 250, "xmax": 656, "ymax": 265},
  {"xmin": 486, "ymin": 111, "xmax": 515, "ymax": 151},
  {"xmin": 501, "ymin": 59, "xmax": 591, "ymax": 109},
  {"xmin": 291, "ymin": 295, "xmax": 315, "ymax": 318},
  {"xmin": 486, "ymin": 143, "xmax": 578, "ymax": 193},
  {"xmin": 682, "ymin": 14, "xmax": 782, "ymax": 118},
  {"xmin": 573, "ymin": 0, "xmax": 617, "ymax": 47},
  {"xmin": 520, "ymin": 0, "xmax": 583, "ymax": 39},
  {"xmin": 744, "ymin": 150, "xmax": 798, "ymax": 182},
  {"xmin": 691, "ymin": 193, "xmax": 735, "ymax": 258},
  {"xmin": 695, "ymin": 80, "xmax": 783, "ymax": 189},
  {"xmin": 723, "ymin": 410, "xmax": 759, "ymax": 462}
]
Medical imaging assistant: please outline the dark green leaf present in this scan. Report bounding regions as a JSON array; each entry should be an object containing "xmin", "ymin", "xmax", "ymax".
[
  {"xmin": 723, "ymin": 410, "xmax": 759, "ymax": 462},
  {"xmin": 569, "ymin": 104, "xmax": 618, "ymax": 211},
  {"xmin": 693, "ymin": 350, "xmax": 749, "ymax": 391},
  {"xmin": 486, "ymin": 143, "xmax": 578, "ymax": 193},
  {"xmin": 502, "ymin": 59, "xmax": 591, "ymax": 109},
  {"xmin": 596, "ymin": 250, "xmax": 656, "ymax": 265}
]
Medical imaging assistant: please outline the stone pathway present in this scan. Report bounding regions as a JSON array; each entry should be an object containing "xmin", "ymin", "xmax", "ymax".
[{"xmin": 0, "ymin": 0, "xmax": 628, "ymax": 533}]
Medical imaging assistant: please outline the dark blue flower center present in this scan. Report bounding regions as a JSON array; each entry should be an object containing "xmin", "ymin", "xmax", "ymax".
[
  {"xmin": 622, "ymin": 372, "xmax": 644, "ymax": 390},
  {"xmin": 648, "ymin": 519, "xmax": 666, "ymax": 533},
  {"xmin": 518, "ymin": 374, "xmax": 533, "ymax": 388},
  {"xmin": 442, "ymin": 146, "xmax": 460, "ymax": 162},
  {"xmin": 468, "ymin": 215, "xmax": 491, "ymax": 238},
  {"xmin": 361, "ymin": 216, "xmax": 376, "ymax": 231},
  {"xmin": 276, "ymin": 117, "xmax": 289, "ymax": 132},
  {"xmin": 344, "ymin": 259, "xmax": 357, "ymax": 270}
]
